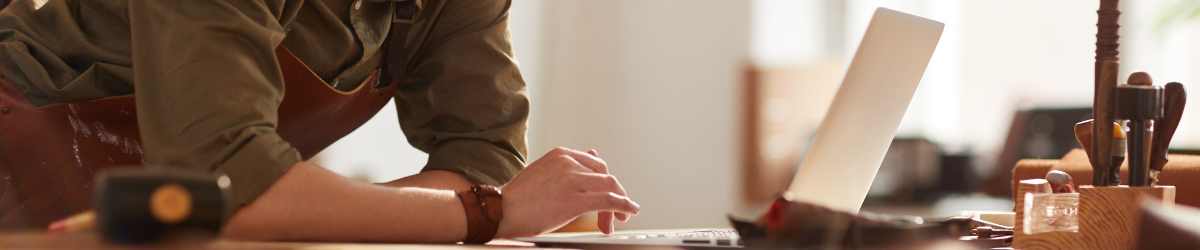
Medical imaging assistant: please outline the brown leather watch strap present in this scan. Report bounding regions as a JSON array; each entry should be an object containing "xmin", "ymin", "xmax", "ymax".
[{"xmin": 457, "ymin": 185, "xmax": 503, "ymax": 244}]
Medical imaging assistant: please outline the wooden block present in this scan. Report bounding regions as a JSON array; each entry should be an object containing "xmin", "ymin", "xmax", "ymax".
[
  {"xmin": 1078, "ymin": 186, "xmax": 1175, "ymax": 249},
  {"xmin": 1014, "ymin": 179, "xmax": 1052, "ymax": 234},
  {"xmin": 1014, "ymin": 185, "xmax": 1175, "ymax": 250},
  {"xmin": 1011, "ymin": 159, "xmax": 1058, "ymax": 208},
  {"xmin": 1014, "ymin": 231, "xmax": 1077, "ymax": 250}
]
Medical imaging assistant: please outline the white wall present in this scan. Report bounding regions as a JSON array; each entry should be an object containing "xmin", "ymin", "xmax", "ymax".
[
  {"xmin": 1124, "ymin": 0, "xmax": 1200, "ymax": 149},
  {"xmin": 754, "ymin": 0, "xmax": 1112, "ymax": 164},
  {"xmin": 530, "ymin": 1, "xmax": 752, "ymax": 229},
  {"xmin": 958, "ymin": 0, "xmax": 1098, "ymax": 157}
]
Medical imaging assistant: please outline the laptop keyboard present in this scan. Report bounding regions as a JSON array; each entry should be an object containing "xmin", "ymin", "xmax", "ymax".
[{"xmin": 612, "ymin": 229, "xmax": 741, "ymax": 246}]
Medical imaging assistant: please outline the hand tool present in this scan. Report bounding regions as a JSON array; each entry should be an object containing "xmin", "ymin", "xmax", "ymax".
[
  {"xmin": 971, "ymin": 226, "xmax": 1014, "ymax": 238},
  {"xmin": 1074, "ymin": 119, "xmax": 1126, "ymax": 186},
  {"xmin": 1115, "ymin": 77, "xmax": 1163, "ymax": 186},
  {"xmin": 1091, "ymin": 0, "xmax": 1120, "ymax": 188},
  {"xmin": 1092, "ymin": 62, "xmax": 1120, "ymax": 186},
  {"xmin": 48, "ymin": 168, "xmax": 229, "ymax": 244},
  {"xmin": 1074, "ymin": 120, "xmax": 1094, "ymax": 159},
  {"xmin": 1150, "ymin": 82, "xmax": 1186, "ymax": 184},
  {"xmin": 1075, "ymin": 119, "xmax": 1109, "ymax": 185},
  {"xmin": 1127, "ymin": 72, "xmax": 1152, "ymax": 86},
  {"xmin": 1046, "ymin": 170, "xmax": 1076, "ymax": 193},
  {"xmin": 1109, "ymin": 123, "xmax": 1127, "ymax": 186}
]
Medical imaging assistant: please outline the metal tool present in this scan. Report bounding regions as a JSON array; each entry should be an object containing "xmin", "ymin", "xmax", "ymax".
[
  {"xmin": 1110, "ymin": 124, "xmax": 1127, "ymax": 186},
  {"xmin": 1150, "ymin": 82, "xmax": 1186, "ymax": 184},
  {"xmin": 1115, "ymin": 79, "xmax": 1163, "ymax": 186},
  {"xmin": 971, "ymin": 226, "xmax": 1014, "ymax": 238},
  {"xmin": 1073, "ymin": 119, "xmax": 1125, "ymax": 186}
]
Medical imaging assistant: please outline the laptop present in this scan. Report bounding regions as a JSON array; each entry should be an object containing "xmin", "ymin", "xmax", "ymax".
[{"xmin": 515, "ymin": 7, "xmax": 944, "ymax": 248}]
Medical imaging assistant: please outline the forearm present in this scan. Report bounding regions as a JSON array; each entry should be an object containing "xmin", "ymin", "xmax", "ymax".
[
  {"xmin": 222, "ymin": 161, "xmax": 467, "ymax": 243},
  {"xmin": 381, "ymin": 170, "xmax": 474, "ymax": 191}
]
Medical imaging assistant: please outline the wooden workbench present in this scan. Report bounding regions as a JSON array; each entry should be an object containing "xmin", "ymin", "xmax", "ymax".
[{"xmin": 0, "ymin": 231, "xmax": 556, "ymax": 250}]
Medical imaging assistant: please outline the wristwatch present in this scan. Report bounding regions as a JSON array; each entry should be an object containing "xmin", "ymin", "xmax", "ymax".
[{"xmin": 456, "ymin": 185, "xmax": 503, "ymax": 244}]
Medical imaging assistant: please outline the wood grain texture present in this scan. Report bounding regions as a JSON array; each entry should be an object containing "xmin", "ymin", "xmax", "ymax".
[
  {"xmin": 1013, "ymin": 186, "xmax": 1175, "ymax": 250},
  {"xmin": 1079, "ymin": 186, "xmax": 1174, "ymax": 249}
]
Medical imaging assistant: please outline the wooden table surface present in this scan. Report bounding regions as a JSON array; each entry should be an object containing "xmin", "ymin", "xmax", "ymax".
[{"xmin": 0, "ymin": 231, "xmax": 558, "ymax": 250}]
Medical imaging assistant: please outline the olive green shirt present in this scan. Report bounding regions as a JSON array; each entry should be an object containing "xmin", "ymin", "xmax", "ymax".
[{"xmin": 0, "ymin": 0, "xmax": 528, "ymax": 206}]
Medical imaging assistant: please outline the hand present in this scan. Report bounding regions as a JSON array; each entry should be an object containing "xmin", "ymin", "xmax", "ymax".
[
  {"xmin": 497, "ymin": 147, "xmax": 640, "ymax": 238},
  {"xmin": 587, "ymin": 149, "xmax": 633, "ymax": 233}
]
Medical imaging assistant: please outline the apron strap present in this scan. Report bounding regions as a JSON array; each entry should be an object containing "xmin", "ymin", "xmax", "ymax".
[{"xmin": 379, "ymin": 0, "xmax": 421, "ymax": 87}]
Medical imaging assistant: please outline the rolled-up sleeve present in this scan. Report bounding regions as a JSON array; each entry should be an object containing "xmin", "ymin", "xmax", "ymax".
[
  {"xmin": 393, "ymin": 0, "xmax": 528, "ymax": 185},
  {"xmin": 129, "ymin": 1, "xmax": 300, "ymax": 207}
]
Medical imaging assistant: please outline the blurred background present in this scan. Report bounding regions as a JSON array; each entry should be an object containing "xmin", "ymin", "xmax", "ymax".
[{"xmin": 315, "ymin": 0, "xmax": 1200, "ymax": 230}]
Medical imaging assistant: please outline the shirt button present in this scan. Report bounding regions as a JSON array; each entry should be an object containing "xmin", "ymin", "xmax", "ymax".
[{"xmin": 217, "ymin": 175, "xmax": 232, "ymax": 189}]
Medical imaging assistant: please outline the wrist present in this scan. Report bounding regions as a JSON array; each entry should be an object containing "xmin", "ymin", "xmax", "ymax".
[
  {"xmin": 496, "ymin": 185, "xmax": 518, "ymax": 238},
  {"xmin": 456, "ymin": 184, "xmax": 503, "ymax": 244}
]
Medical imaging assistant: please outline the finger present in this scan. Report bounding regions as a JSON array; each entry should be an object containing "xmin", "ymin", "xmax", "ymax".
[
  {"xmin": 577, "ymin": 151, "xmax": 617, "ymax": 233},
  {"xmin": 576, "ymin": 192, "xmax": 640, "ymax": 216},
  {"xmin": 584, "ymin": 149, "xmax": 631, "ymax": 223},
  {"xmin": 560, "ymin": 148, "xmax": 609, "ymax": 174},
  {"xmin": 573, "ymin": 172, "xmax": 634, "ymax": 221},
  {"xmin": 572, "ymin": 171, "xmax": 626, "ymax": 193},
  {"xmin": 574, "ymin": 173, "xmax": 622, "ymax": 192},
  {"xmin": 598, "ymin": 211, "xmax": 615, "ymax": 234}
]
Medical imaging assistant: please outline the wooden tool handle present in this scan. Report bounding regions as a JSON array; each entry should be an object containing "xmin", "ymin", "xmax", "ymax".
[
  {"xmin": 1091, "ymin": 0, "xmax": 1120, "ymax": 186},
  {"xmin": 1093, "ymin": 61, "xmax": 1119, "ymax": 185},
  {"xmin": 1151, "ymin": 82, "xmax": 1187, "ymax": 171},
  {"xmin": 1096, "ymin": 0, "xmax": 1120, "ymax": 63}
]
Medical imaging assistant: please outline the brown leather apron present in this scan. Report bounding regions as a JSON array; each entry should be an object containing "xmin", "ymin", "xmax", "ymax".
[{"xmin": 0, "ymin": 47, "xmax": 398, "ymax": 228}]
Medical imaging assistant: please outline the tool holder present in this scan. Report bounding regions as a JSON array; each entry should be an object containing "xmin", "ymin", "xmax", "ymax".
[
  {"xmin": 1013, "ymin": 185, "xmax": 1175, "ymax": 250},
  {"xmin": 1012, "ymin": 0, "xmax": 1190, "ymax": 248}
]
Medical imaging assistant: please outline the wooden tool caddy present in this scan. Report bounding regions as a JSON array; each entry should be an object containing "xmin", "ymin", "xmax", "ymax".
[
  {"xmin": 1009, "ymin": 150, "xmax": 1200, "ymax": 249},
  {"xmin": 1011, "ymin": 0, "xmax": 1191, "ymax": 249},
  {"xmin": 1013, "ymin": 183, "xmax": 1175, "ymax": 249}
]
